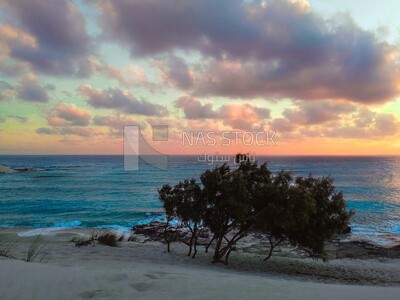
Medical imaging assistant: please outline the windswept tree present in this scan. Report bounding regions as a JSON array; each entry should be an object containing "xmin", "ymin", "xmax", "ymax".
[
  {"xmin": 158, "ymin": 179, "xmax": 205, "ymax": 257},
  {"xmin": 158, "ymin": 155, "xmax": 353, "ymax": 264},
  {"xmin": 201, "ymin": 164, "xmax": 253, "ymax": 263}
]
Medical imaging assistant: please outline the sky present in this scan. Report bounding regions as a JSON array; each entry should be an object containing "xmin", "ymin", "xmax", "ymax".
[{"xmin": 0, "ymin": 0, "xmax": 399, "ymax": 156}]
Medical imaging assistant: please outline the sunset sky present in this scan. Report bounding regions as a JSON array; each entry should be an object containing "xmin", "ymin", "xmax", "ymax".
[{"xmin": 0, "ymin": 0, "xmax": 399, "ymax": 155}]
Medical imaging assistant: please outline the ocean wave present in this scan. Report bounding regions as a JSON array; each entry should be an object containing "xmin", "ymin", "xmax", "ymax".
[
  {"xmin": 17, "ymin": 221, "xmax": 82, "ymax": 237},
  {"xmin": 0, "ymin": 165, "xmax": 93, "ymax": 174},
  {"xmin": 14, "ymin": 215, "xmax": 167, "ymax": 237}
]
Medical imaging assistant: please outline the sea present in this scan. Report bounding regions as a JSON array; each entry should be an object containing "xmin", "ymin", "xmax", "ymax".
[{"xmin": 0, "ymin": 155, "xmax": 399, "ymax": 245}]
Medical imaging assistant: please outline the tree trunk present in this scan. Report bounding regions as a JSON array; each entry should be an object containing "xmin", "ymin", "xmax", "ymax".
[
  {"xmin": 205, "ymin": 234, "xmax": 216, "ymax": 253},
  {"xmin": 164, "ymin": 221, "xmax": 170, "ymax": 253},
  {"xmin": 212, "ymin": 235, "xmax": 224, "ymax": 263},
  {"xmin": 187, "ymin": 230, "xmax": 194, "ymax": 256},
  {"xmin": 264, "ymin": 237, "xmax": 283, "ymax": 261}
]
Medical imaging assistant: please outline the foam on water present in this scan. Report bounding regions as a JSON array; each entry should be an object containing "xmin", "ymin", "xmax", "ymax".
[{"xmin": 17, "ymin": 221, "xmax": 83, "ymax": 237}]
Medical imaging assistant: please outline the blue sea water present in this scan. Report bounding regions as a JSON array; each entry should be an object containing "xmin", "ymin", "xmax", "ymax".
[{"xmin": 0, "ymin": 155, "xmax": 399, "ymax": 245}]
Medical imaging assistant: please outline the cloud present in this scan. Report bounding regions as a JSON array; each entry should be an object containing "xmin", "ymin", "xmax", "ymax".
[
  {"xmin": 95, "ymin": 0, "xmax": 255, "ymax": 57},
  {"xmin": 1, "ymin": 0, "xmax": 92, "ymax": 76},
  {"xmin": 156, "ymin": 56, "xmax": 195, "ymax": 90},
  {"xmin": 0, "ymin": 80, "xmax": 14, "ymax": 101},
  {"xmin": 1, "ymin": 74, "xmax": 50, "ymax": 103},
  {"xmin": 268, "ymin": 101, "xmax": 400, "ymax": 139},
  {"xmin": 8, "ymin": 115, "xmax": 28, "ymax": 123},
  {"xmin": 46, "ymin": 103, "xmax": 91, "ymax": 127},
  {"xmin": 58, "ymin": 127, "xmax": 95, "ymax": 137},
  {"xmin": 375, "ymin": 113, "xmax": 398, "ymax": 135},
  {"xmin": 18, "ymin": 83, "xmax": 48, "ymax": 103},
  {"xmin": 94, "ymin": 115, "xmax": 142, "ymax": 129},
  {"xmin": 93, "ymin": 114, "xmax": 146, "ymax": 136},
  {"xmin": 0, "ymin": 57, "xmax": 29, "ymax": 77},
  {"xmin": 36, "ymin": 126, "xmax": 96, "ymax": 137},
  {"xmin": 97, "ymin": 64, "xmax": 149, "ymax": 86},
  {"xmin": 79, "ymin": 84, "xmax": 167, "ymax": 116},
  {"xmin": 36, "ymin": 127, "xmax": 56, "ymax": 135},
  {"xmin": 95, "ymin": 0, "xmax": 400, "ymax": 103},
  {"xmin": 175, "ymin": 96, "xmax": 218, "ymax": 119},
  {"xmin": 0, "ymin": 114, "xmax": 29, "ymax": 123},
  {"xmin": 220, "ymin": 103, "xmax": 270, "ymax": 130},
  {"xmin": 282, "ymin": 101, "xmax": 356, "ymax": 125},
  {"xmin": 270, "ymin": 118, "xmax": 296, "ymax": 132},
  {"xmin": 37, "ymin": 102, "xmax": 99, "ymax": 138},
  {"xmin": 17, "ymin": 75, "xmax": 48, "ymax": 103},
  {"xmin": 174, "ymin": 95, "xmax": 270, "ymax": 130}
]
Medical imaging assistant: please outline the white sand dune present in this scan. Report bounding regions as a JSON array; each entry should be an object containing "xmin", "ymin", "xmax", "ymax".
[{"xmin": 0, "ymin": 230, "xmax": 399, "ymax": 300}]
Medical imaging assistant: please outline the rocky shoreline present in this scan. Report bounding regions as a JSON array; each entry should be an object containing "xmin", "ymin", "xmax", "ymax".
[{"xmin": 131, "ymin": 221, "xmax": 400, "ymax": 260}]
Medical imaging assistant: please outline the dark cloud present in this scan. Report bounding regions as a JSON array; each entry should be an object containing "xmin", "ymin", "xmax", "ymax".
[
  {"xmin": 8, "ymin": 115, "xmax": 28, "ymax": 123},
  {"xmin": 95, "ymin": 0, "xmax": 399, "ymax": 103},
  {"xmin": 58, "ymin": 127, "xmax": 94, "ymax": 137},
  {"xmin": 95, "ymin": 0, "xmax": 254, "ymax": 57},
  {"xmin": 36, "ymin": 127, "xmax": 57, "ymax": 135},
  {"xmin": 175, "ymin": 96, "xmax": 218, "ymax": 119},
  {"xmin": 79, "ymin": 85, "xmax": 168, "ymax": 116},
  {"xmin": 18, "ymin": 81, "xmax": 48, "ymax": 103},
  {"xmin": 36, "ymin": 126, "xmax": 95, "ymax": 137},
  {"xmin": 157, "ymin": 56, "xmax": 194, "ymax": 90},
  {"xmin": 0, "ymin": 115, "xmax": 29, "ymax": 123},
  {"xmin": 1, "ymin": 0, "xmax": 92, "ymax": 76}
]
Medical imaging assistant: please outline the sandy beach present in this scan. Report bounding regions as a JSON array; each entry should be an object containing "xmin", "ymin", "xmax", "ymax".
[{"xmin": 1, "ymin": 229, "xmax": 400, "ymax": 300}]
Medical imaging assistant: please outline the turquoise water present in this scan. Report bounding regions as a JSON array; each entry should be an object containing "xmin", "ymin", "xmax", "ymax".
[{"xmin": 0, "ymin": 156, "xmax": 399, "ymax": 244}]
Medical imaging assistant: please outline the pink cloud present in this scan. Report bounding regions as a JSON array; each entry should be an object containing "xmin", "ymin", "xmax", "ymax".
[{"xmin": 47, "ymin": 103, "xmax": 91, "ymax": 126}]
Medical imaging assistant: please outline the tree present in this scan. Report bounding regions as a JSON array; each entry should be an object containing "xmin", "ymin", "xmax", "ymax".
[
  {"xmin": 201, "ymin": 163, "xmax": 253, "ymax": 263},
  {"xmin": 158, "ymin": 179, "xmax": 205, "ymax": 257},
  {"xmin": 158, "ymin": 156, "xmax": 353, "ymax": 264}
]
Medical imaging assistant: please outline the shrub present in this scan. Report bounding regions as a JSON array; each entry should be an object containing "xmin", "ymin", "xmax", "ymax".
[
  {"xmin": 97, "ymin": 232, "xmax": 118, "ymax": 247},
  {"xmin": 25, "ymin": 235, "xmax": 48, "ymax": 262}
]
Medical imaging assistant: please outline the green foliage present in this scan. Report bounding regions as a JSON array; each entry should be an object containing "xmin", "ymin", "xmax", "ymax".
[
  {"xmin": 158, "ymin": 179, "xmax": 205, "ymax": 257},
  {"xmin": 158, "ymin": 155, "xmax": 353, "ymax": 264}
]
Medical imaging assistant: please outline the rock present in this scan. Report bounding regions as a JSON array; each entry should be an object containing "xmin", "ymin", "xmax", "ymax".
[{"xmin": 0, "ymin": 165, "xmax": 16, "ymax": 174}]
